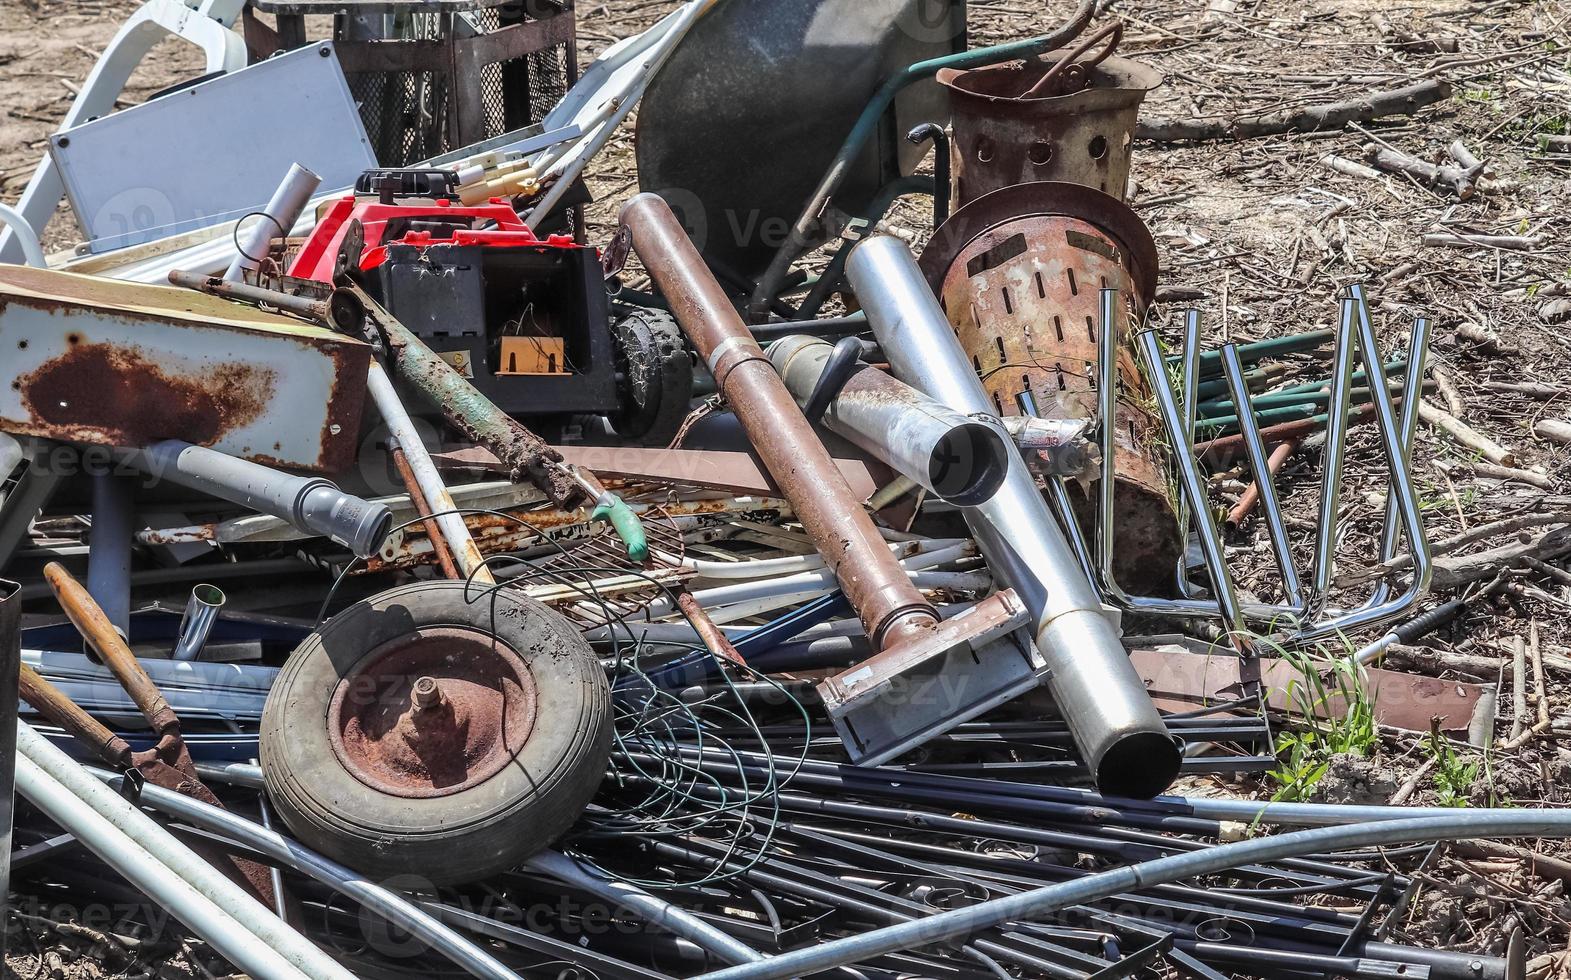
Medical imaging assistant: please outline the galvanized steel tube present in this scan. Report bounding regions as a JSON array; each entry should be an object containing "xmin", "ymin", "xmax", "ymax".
[
  {"xmin": 170, "ymin": 584, "xmax": 225, "ymax": 661},
  {"xmin": 768, "ymin": 335, "xmax": 1011, "ymax": 506},
  {"xmin": 620, "ymin": 194, "xmax": 938, "ymax": 649},
  {"xmin": 17, "ymin": 723, "xmax": 353, "ymax": 980},
  {"xmin": 89, "ymin": 770, "xmax": 518, "ymax": 980},
  {"xmin": 845, "ymin": 234, "xmax": 1178, "ymax": 798}
]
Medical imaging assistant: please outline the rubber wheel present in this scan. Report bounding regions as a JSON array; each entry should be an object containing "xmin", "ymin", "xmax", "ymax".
[
  {"xmin": 260, "ymin": 581, "xmax": 611, "ymax": 885},
  {"xmin": 609, "ymin": 306, "xmax": 693, "ymax": 446}
]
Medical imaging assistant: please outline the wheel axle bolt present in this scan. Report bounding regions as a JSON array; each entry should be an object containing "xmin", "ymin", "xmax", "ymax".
[{"xmin": 411, "ymin": 676, "xmax": 443, "ymax": 710}]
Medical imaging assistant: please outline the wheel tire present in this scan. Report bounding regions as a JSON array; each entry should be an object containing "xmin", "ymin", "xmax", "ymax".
[
  {"xmin": 610, "ymin": 306, "xmax": 693, "ymax": 446},
  {"xmin": 260, "ymin": 581, "xmax": 611, "ymax": 885}
]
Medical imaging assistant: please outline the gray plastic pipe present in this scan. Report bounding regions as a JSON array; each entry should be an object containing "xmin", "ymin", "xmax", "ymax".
[
  {"xmin": 171, "ymin": 584, "xmax": 225, "ymax": 661},
  {"xmin": 17, "ymin": 723, "xmax": 354, "ymax": 980},
  {"xmin": 768, "ymin": 335, "xmax": 1011, "ymax": 506},
  {"xmin": 117, "ymin": 440, "xmax": 391, "ymax": 559},
  {"xmin": 0, "ymin": 202, "xmax": 46, "ymax": 269},
  {"xmin": 693, "ymin": 807, "xmax": 1571, "ymax": 980},
  {"xmin": 223, "ymin": 164, "xmax": 320, "ymax": 283},
  {"xmin": 846, "ymin": 234, "xmax": 1179, "ymax": 799},
  {"xmin": 88, "ymin": 769, "xmax": 517, "ymax": 980}
]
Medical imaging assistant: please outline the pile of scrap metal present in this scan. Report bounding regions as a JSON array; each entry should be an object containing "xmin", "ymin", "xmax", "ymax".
[{"xmin": 0, "ymin": 0, "xmax": 1544, "ymax": 977}]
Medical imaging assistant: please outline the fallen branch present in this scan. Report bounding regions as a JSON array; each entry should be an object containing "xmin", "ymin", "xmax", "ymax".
[
  {"xmin": 1535, "ymin": 418, "xmax": 1571, "ymax": 445},
  {"xmin": 1431, "ymin": 526, "xmax": 1571, "ymax": 590},
  {"xmin": 1465, "ymin": 460, "xmax": 1552, "ymax": 489},
  {"xmin": 1337, "ymin": 512, "xmax": 1571, "ymax": 585},
  {"xmin": 1451, "ymin": 840, "xmax": 1571, "ymax": 886},
  {"xmin": 1423, "ymin": 231, "xmax": 1542, "ymax": 251},
  {"xmin": 1137, "ymin": 79, "xmax": 1452, "ymax": 142},
  {"xmin": 1420, "ymin": 400, "xmax": 1515, "ymax": 464},
  {"xmin": 1365, "ymin": 143, "xmax": 1483, "ymax": 199}
]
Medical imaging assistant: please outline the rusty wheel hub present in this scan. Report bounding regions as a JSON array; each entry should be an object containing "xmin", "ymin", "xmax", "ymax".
[{"xmin": 327, "ymin": 627, "xmax": 537, "ymax": 799}]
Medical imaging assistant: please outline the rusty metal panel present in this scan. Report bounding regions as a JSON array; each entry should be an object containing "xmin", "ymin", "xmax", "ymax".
[{"xmin": 0, "ymin": 267, "xmax": 370, "ymax": 473}]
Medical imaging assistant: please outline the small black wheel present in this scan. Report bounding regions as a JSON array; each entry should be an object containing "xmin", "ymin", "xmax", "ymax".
[
  {"xmin": 260, "ymin": 581, "xmax": 610, "ymax": 885},
  {"xmin": 609, "ymin": 305, "xmax": 693, "ymax": 446}
]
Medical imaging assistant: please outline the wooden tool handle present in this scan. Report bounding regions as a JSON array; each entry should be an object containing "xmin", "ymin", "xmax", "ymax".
[
  {"xmin": 43, "ymin": 563, "xmax": 179, "ymax": 734},
  {"xmin": 19, "ymin": 662, "xmax": 131, "ymax": 765}
]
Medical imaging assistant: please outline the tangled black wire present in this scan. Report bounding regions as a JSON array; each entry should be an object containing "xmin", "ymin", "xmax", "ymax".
[{"xmin": 314, "ymin": 505, "xmax": 814, "ymax": 890}]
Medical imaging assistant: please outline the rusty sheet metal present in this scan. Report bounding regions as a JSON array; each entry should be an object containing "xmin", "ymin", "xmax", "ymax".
[
  {"xmin": 1129, "ymin": 644, "xmax": 1498, "ymax": 747},
  {"xmin": 0, "ymin": 266, "xmax": 369, "ymax": 473},
  {"xmin": 919, "ymin": 182, "xmax": 1179, "ymax": 594}
]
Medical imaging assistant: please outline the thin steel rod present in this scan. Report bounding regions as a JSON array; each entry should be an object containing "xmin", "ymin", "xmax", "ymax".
[
  {"xmin": 524, "ymin": 850, "xmax": 765, "ymax": 965},
  {"xmin": 1174, "ymin": 310, "xmax": 1204, "ymax": 600},
  {"xmin": 1133, "ymin": 327, "xmax": 1246, "ymax": 640},
  {"xmin": 1221, "ymin": 343, "xmax": 1304, "ymax": 611},
  {"xmin": 1309, "ymin": 299, "xmax": 1360, "ymax": 612}
]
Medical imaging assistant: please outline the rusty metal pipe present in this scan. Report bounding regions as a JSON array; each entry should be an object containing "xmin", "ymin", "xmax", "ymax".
[
  {"xmin": 768, "ymin": 335, "xmax": 1012, "ymax": 507},
  {"xmin": 620, "ymin": 193, "xmax": 937, "ymax": 649},
  {"xmin": 390, "ymin": 443, "xmax": 461, "ymax": 580}
]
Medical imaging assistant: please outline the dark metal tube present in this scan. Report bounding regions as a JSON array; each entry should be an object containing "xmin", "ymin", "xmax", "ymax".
[
  {"xmin": 620, "ymin": 194, "xmax": 938, "ymax": 648},
  {"xmin": 845, "ymin": 234, "xmax": 1179, "ymax": 798},
  {"xmin": 0, "ymin": 577, "xmax": 19, "ymax": 958},
  {"xmin": 769, "ymin": 335, "xmax": 1011, "ymax": 506},
  {"xmin": 85, "ymin": 472, "xmax": 134, "ymax": 638}
]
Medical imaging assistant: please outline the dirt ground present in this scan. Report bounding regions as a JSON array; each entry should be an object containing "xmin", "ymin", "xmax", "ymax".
[{"xmin": 5, "ymin": 0, "xmax": 1571, "ymax": 975}]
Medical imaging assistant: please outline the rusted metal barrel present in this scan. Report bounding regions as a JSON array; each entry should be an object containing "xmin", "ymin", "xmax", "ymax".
[
  {"xmin": 919, "ymin": 181, "xmax": 1181, "ymax": 594},
  {"xmin": 939, "ymin": 53, "xmax": 1160, "ymax": 206},
  {"xmin": 619, "ymin": 193, "xmax": 938, "ymax": 649}
]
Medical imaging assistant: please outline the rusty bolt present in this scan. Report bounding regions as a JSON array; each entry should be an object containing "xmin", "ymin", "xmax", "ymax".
[{"xmin": 411, "ymin": 676, "xmax": 443, "ymax": 710}]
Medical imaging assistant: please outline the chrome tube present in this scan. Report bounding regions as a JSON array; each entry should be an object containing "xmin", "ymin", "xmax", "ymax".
[
  {"xmin": 1309, "ymin": 300, "xmax": 1360, "ymax": 611},
  {"xmin": 366, "ymin": 363, "xmax": 495, "ymax": 584},
  {"xmin": 1289, "ymin": 293, "xmax": 1432, "ymax": 642},
  {"xmin": 1133, "ymin": 326, "xmax": 1246, "ymax": 637},
  {"xmin": 1174, "ymin": 310, "xmax": 1203, "ymax": 599},
  {"xmin": 1220, "ymin": 343, "xmax": 1304, "ymax": 612},
  {"xmin": 769, "ymin": 335, "xmax": 1011, "ymax": 506},
  {"xmin": 847, "ymin": 235, "xmax": 1179, "ymax": 799},
  {"xmin": 1095, "ymin": 288, "xmax": 1121, "ymax": 594},
  {"xmin": 692, "ymin": 808, "xmax": 1571, "ymax": 980},
  {"xmin": 171, "ymin": 584, "xmax": 225, "ymax": 661}
]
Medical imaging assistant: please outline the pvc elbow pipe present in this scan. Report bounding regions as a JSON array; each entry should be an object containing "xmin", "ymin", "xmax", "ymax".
[
  {"xmin": 845, "ymin": 234, "xmax": 1180, "ymax": 799},
  {"xmin": 118, "ymin": 441, "xmax": 391, "ymax": 558},
  {"xmin": 768, "ymin": 335, "xmax": 1011, "ymax": 506},
  {"xmin": 0, "ymin": 203, "xmax": 46, "ymax": 268}
]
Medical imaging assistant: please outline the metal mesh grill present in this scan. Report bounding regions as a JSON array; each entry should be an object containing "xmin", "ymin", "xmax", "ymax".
[{"xmin": 346, "ymin": 10, "xmax": 572, "ymax": 167}]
